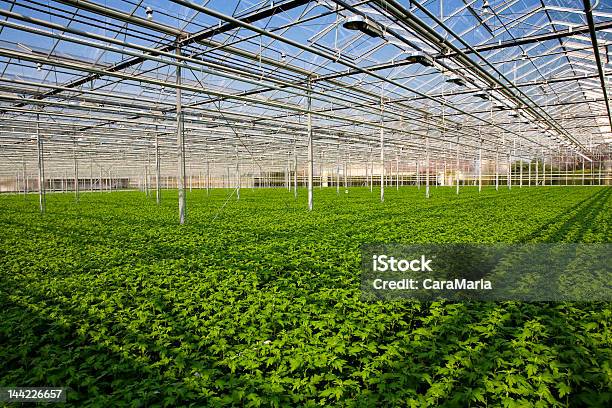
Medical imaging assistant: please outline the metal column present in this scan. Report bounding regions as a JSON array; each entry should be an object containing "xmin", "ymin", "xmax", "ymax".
[
  {"xmin": 425, "ymin": 137, "xmax": 430, "ymax": 198},
  {"xmin": 36, "ymin": 112, "xmax": 45, "ymax": 213},
  {"xmin": 206, "ymin": 160, "xmax": 210, "ymax": 195},
  {"xmin": 176, "ymin": 44, "xmax": 186, "ymax": 224},
  {"xmin": 528, "ymin": 160, "xmax": 532, "ymax": 187},
  {"xmin": 155, "ymin": 125, "xmax": 161, "ymax": 204},
  {"xmin": 455, "ymin": 136, "xmax": 460, "ymax": 195},
  {"xmin": 293, "ymin": 144, "xmax": 297, "ymax": 198},
  {"xmin": 396, "ymin": 155, "xmax": 399, "ymax": 190},
  {"xmin": 73, "ymin": 139, "xmax": 79, "ymax": 201},
  {"xmin": 379, "ymin": 97, "xmax": 384, "ymax": 203},
  {"xmin": 495, "ymin": 147, "xmax": 499, "ymax": 191},
  {"xmin": 307, "ymin": 81, "xmax": 313, "ymax": 211},
  {"xmin": 236, "ymin": 143, "xmax": 241, "ymax": 201},
  {"xmin": 478, "ymin": 140, "xmax": 482, "ymax": 193},
  {"xmin": 507, "ymin": 151, "xmax": 511, "ymax": 190}
]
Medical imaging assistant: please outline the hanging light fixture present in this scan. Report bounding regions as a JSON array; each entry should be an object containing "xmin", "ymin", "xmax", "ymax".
[
  {"xmin": 445, "ymin": 75, "xmax": 466, "ymax": 87},
  {"xmin": 405, "ymin": 51, "xmax": 434, "ymax": 67},
  {"xmin": 145, "ymin": 6, "xmax": 153, "ymax": 20},
  {"xmin": 482, "ymin": 0, "xmax": 492, "ymax": 16},
  {"xmin": 342, "ymin": 16, "xmax": 384, "ymax": 38}
]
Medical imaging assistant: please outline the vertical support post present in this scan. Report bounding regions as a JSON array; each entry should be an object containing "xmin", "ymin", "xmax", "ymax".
[
  {"xmin": 365, "ymin": 156, "xmax": 369, "ymax": 190},
  {"xmin": 519, "ymin": 158, "xmax": 523, "ymax": 187},
  {"xmin": 478, "ymin": 139, "xmax": 482, "ymax": 193},
  {"xmin": 528, "ymin": 159, "xmax": 532, "ymax": 186},
  {"xmin": 293, "ymin": 143, "xmax": 298, "ymax": 198},
  {"xmin": 582, "ymin": 157, "xmax": 585, "ymax": 185},
  {"xmin": 23, "ymin": 160, "xmax": 27, "ymax": 195},
  {"xmin": 155, "ymin": 125, "xmax": 161, "ymax": 204},
  {"xmin": 36, "ymin": 112, "xmax": 45, "ymax": 213},
  {"xmin": 236, "ymin": 143, "xmax": 241, "ymax": 200},
  {"xmin": 434, "ymin": 160, "xmax": 438, "ymax": 188},
  {"xmin": 335, "ymin": 140, "xmax": 340, "ymax": 194},
  {"xmin": 456, "ymin": 136, "xmax": 460, "ymax": 195},
  {"xmin": 90, "ymin": 159, "xmax": 93, "ymax": 193},
  {"xmin": 379, "ymin": 96, "xmax": 384, "ymax": 202},
  {"xmin": 335, "ymin": 157, "xmax": 340, "ymax": 194},
  {"xmin": 396, "ymin": 155, "xmax": 399, "ymax": 190},
  {"xmin": 319, "ymin": 152, "xmax": 323, "ymax": 190},
  {"xmin": 145, "ymin": 149, "xmax": 150, "ymax": 197},
  {"xmin": 369, "ymin": 146, "xmax": 373, "ymax": 193},
  {"xmin": 286, "ymin": 156, "xmax": 290, "ymax": 191},
  {"xmin": 22, "ymin": 161, "xmax": 26, "ymax": 195},
  {"xmin": 401, "ymin": 150, "xmax": 404, "ymax": 187},
  {"xmin": 564, "ymin": 154, "xmax": 568, "ymax": 186},
  {"xmin": 348, "ymin": 152, "xmax": 351, "ymax": 188},
  {"xmin": 73, "ymin": 139, "xmax": 79, "ymax": 201},
  {"xmin": 495, "ymin": 146, "xmax": 499, "ymax": 191},
  {"xmin": 335, "ymin": 162, "xmax": 340, "ymax": 193},
  {"xmin": 206, "ymin": 160, "xmax": 210, "ymax": 195},
  {"xmin": 542, "ymin": 152, "xmax": 546, "ymax": 186},
  {"xmin": 443, "ymin": 160, "xmax": 447, "ymax": 187},
  {"xmin": 507, "ymin": 150, "xmax": 511, "ymax": 190},
  {"xmin": 551, "ymin": 154, "xmax": 554, "ymax": 185},
  {"xmin": 416, "ymin": 160, "xmax": 420, "ymax": 189},
  {"xmin": 426, "ymin": 137, "xmax": 430, "ymax": 198},
  {"xmin": 176, "ymin": 43, "xmax": 186, "ymax": 224},
  {"xmin": 307, "ymin": 80, "xmax": 313, "ymax": 211}
]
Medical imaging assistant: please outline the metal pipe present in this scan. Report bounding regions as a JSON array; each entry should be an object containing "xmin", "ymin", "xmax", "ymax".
[
  {"xmin": 236, "ymin": 143, "xmax": 240, "ymax": 200},
  {"xmin": 155, "ymin": 125, "xmax": 161, "ymax": 203},
  {"xmin": 380, "ymin": 97, "xmax": 385, "ymax": 203},
  {"xmin": 307, "ymin": 80, "xmax": 313, "ymax": 211},
  {"xmin": 293, "ymin": 144, "xmax": 297, "ymax": 198},
  {"xmin": 455, "ymin": 135, "xmax": 460, "ymax": 195},
  {"xmin": 374, "ymin": 0, "xmax": 591, "ymax": 158},
  {"xmin": 176, "ymin": 44, "xmax": 186, "ymax": 224},
  {"xmin": 582, "ymin": 0, "xmax": 612, "ymax": 131},
  {"xmin": 426, "ymin": 137, "xmax": 430, "ymax": 198},
  {"xmin": 36, "ymin": 112, "xmax": 45, "ymax": 213},
  {"xmin": 478, "ymin": 139, "xmax": 482, "ymax": 193},
  {"xmin": 73, "ymin": 138, "xmax": 79, "ymax": 201},
  {"xmin": 495, "ymin": 146, "xmax": 499, "ymax": 191}
]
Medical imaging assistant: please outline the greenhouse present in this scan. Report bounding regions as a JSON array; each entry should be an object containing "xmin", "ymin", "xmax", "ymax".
[{"xmin": 0, "ymin": 0, "xmax": 610, "ymax": 406}]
